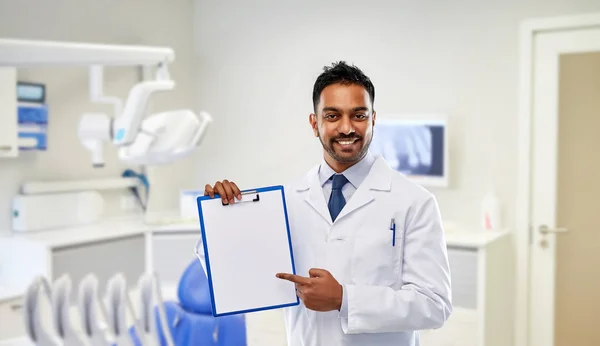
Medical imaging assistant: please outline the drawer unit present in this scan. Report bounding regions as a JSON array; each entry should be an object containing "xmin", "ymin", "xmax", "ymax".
[
  {"xmin": 52, "ymin": 235, "xmax": 145, "ymax": 303},
  {"xmin": 447, "ymin": 247, "xmax": 478, "ymax": 309},
  {"xmin": 419, "ymin": 232, "xmax": 514, "ymax": 346},
  {"xmin": 0, "ymin": 297, "xmax": 25, "ymax": 340}
]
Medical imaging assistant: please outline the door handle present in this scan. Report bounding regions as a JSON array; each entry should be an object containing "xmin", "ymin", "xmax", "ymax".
[
  {"xmin": 539, "ymin": 224, "xmax": 569, "ymax": 235},
  {"xmin": 0, "ymin": 145, "xmax": 12, "ymax": 151}
]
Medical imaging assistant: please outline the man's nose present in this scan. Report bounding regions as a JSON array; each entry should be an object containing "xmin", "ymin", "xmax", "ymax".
[{"xmin": 338, "ymin": 117, "xmax": 354, "ymax": 135}]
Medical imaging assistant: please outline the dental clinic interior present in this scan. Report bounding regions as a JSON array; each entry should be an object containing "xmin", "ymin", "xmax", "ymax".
[{"xmin": 2, "ymin": 1, "xmax": 600, "ymax": 346}]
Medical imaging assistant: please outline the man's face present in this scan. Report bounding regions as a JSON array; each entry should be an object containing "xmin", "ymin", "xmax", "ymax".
[{"xmin": 310, "ymin": 83, "xmax": 376, "ymax": 166}]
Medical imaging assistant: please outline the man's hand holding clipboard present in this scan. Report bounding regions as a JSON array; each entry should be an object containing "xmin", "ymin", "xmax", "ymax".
[{"xmin": 204, "ymin": 180, "xmax": 242, "ymax": 204}]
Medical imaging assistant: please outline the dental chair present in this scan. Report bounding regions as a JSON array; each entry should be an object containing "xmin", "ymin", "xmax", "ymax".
[
  {"xmin": 155, "ymin": 259, "xmax": 247, "ymax": 346},
  {"xmin": 23, "ymin": 260, "xmax": 246, "ymax": 346}
]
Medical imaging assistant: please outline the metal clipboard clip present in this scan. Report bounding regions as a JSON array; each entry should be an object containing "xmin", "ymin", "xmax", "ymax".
[{"xmin": 222, "ymin": 189, "xmax": 260, "ymax": 206}]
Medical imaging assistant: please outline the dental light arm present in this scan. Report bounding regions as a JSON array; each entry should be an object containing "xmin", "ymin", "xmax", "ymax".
[
  {"xmin": 112, "ymin": 72, "xmax": 175, "ymax": 146},
  {"xmin": 0, "ymin": 38, "xmax": 174, "ymax": 66},
  {"xmin": 0, "ymin": 38, "xmax": 212, "ymax": 167}
]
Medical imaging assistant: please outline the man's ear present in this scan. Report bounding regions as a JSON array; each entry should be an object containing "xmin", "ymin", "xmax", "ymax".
[
  {"xmin": 372, "ymin": 110, "xmax": 377, "ymax": 126},
  {"xmin": 309, "ymin": 113, "xmax": 319, "ymax": 137}
]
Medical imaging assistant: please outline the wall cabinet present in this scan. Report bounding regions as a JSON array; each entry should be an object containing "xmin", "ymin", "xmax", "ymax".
[{"xmin": 0, "ymin": 68, "xmax": 17, "ymax": 158}]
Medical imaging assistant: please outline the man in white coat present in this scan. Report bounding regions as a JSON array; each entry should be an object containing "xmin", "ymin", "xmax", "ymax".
[{"xmin": 203, "ymin": 61, "xmax": 452, "ymax": 345}]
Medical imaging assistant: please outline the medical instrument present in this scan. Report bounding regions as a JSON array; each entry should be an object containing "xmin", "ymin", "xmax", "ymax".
[
  {"xmin": 51, "ymin": 275, "xmax": 90, "ymax": 346},
  {"xmin": 105, "ymin": 273, "xmax": 141, "ymax": 346},
  {"xmin": 390, "ymin": 218, "xmax": 396, "ymax": 246},
  {"xmin": 0, "ymin": 38, "xmax": 212, "ymax": 167},
  {"xmin": 122, "ymin": 169, "xmax": 150, "ymax": 212},
  {"xmin": 23, "ymin": 276, "xmax": 62, "ymax": 346},
  {"xmin": 138, "ymin": 273, "xmax": 174, "ymax": 346},
  {"xmin": 77, "ymin": 274, "xmax": 113, "ymax": 346}
]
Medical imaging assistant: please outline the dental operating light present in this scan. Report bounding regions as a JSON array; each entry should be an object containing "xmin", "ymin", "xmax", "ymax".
[{"xmin": 0, "ymin": 38, "xmax": 212, "ymax": 167}]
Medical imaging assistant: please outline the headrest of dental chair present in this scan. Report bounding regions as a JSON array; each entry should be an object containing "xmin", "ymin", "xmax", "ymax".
[{"xmin": 177, "ymin": 259, "xmax": 212, "ymax": 315}]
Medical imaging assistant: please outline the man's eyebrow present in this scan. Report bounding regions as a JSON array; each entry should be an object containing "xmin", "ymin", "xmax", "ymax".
[{"xmin": 321, "ymin": 106, "xmax": 370, "ymax": 112}]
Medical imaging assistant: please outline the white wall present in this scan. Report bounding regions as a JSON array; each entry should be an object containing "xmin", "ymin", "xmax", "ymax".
[
  {"xmin": 0, "ymin": 0, "xmax": 199, "ymax": 232},
  {"xmin": 192, "ymin": 0, "xmax": 600, "ymax": 233}
]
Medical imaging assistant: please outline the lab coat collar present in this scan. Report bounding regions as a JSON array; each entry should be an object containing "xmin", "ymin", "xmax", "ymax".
[
  {"xmin": 318, "ymin": 151, "xmax": 376, "ymax": 190},
  {"xmin": 296, "ymin": 155, "xmax": 392, "ymax": 224}
]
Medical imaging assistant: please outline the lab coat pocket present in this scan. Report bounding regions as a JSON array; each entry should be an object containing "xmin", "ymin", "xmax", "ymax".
[{"xmin": 351, "ymin": 221, "xmax": 403, "ymax": 287}]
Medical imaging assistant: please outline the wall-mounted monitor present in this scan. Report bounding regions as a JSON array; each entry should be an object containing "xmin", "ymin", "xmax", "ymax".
[
  {"xmin": 17, "ymin": 82, "xmax": 46, "ymax": 104},
  {"xmin": 370, "ymin": 116, "xmax": 449, "ymax": 187}
]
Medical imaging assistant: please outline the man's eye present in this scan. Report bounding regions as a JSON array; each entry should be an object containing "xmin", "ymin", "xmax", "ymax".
[
  {"xmin": 325, "ymin": 114, "xmax": 337, "ymax": 119},
  {"xmin": 354, "ymin": 114, "xmax": 367, "ymax": 119}
]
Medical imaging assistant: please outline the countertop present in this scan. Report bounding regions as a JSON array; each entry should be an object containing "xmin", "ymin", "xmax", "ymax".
[
  {"xmin": 444, "ymin": 229, "xmax": 510, "ymax": 248},
  {"xmin": 0, "ymin": 215, "xmax": 511, "ymax": 302},
  {"xmin": 0, "ymin": 215, "xmax": 200, "ymax": 249},
  {"xmin": 0, "ymin": 215, "xmax": 509, "ymax": 249}
]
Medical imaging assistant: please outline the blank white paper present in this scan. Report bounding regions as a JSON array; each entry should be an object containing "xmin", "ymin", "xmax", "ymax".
[{"xmin": 198, "ymin": 187, "xmax": 298, "ymax": 316}]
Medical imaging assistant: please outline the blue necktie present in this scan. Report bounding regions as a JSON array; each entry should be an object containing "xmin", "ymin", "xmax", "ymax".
[{"xmin": 328, "ymin": 174, "xmax": 349, "ymax": 222}]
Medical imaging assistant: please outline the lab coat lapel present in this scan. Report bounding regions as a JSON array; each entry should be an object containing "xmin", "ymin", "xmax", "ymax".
[
  {"xmin": 334, "ymin": 181, "xmax": 374, "ymax": 222},
  {"xmin": 334, "ymin": 156, "xmax": 392, "ymax": 222},
  {"xmin": 302, "ymin": 166, "xmax": 333, "ymax": 225}
]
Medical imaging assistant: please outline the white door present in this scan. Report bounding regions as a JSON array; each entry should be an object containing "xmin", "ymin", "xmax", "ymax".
[{"xmin": 530, "ymin": 27, "xmax": 600, "ymax": 346}]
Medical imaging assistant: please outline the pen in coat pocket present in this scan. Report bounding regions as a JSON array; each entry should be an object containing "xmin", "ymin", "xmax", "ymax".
[{"xmin": 390, "ymin": 218, "xmax": 396, "ymax": 246}]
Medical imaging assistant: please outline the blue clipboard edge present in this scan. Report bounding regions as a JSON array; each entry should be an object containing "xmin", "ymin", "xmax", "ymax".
[{"xmin": 196, "ymin": 185, "xmax": 300, "ymax": 317}]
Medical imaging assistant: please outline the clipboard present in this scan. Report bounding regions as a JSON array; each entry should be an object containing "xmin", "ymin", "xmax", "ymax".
[{"xmin": 195, "ymin": 185, "xmax": 299, "ymax": 317}]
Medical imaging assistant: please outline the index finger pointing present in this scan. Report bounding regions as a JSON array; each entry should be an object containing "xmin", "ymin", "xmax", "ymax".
[{"xmin": 276, "ymin": 273, "xmax": 311, "ymax": 285}]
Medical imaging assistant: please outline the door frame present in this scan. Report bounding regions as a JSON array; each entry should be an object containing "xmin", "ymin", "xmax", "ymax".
[{"xmin": 516, "ymin": 12, "xmax": 600, "ymax": 346}]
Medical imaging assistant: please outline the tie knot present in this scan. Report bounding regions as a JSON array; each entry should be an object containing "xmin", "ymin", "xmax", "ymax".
[{"xmin": 331, "ymin": 174, "xmax": 349, "ymax": 190}]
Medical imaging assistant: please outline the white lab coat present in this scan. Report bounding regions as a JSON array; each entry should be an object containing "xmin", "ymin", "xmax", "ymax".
[{"xmin": 282, "ymin": 155, "xmax": 452, "ymax": 346}]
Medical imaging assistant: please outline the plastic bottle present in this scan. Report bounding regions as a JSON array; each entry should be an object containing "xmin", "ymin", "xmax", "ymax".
[{"xmin": 481, "ymin": 190, "xmax": 501, "ymax": 231}]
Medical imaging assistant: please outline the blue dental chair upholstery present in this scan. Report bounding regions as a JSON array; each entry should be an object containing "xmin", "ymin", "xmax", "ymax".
[{"xmin": 156, "ymin": 259, "xmax": 247, "ymax": 345}]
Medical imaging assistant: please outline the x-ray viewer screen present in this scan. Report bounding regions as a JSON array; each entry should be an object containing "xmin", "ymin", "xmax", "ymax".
[{"xmin": 370, "ymin": 120, "xmax": 445, "ymax": 179}]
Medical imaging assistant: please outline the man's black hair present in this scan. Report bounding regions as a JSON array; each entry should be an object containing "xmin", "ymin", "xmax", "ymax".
[{"xmin": 312, "ymin": 61, "xmax": 375, "ymax": 112}]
